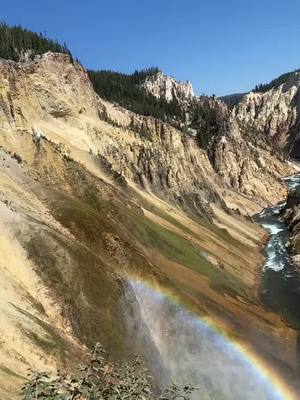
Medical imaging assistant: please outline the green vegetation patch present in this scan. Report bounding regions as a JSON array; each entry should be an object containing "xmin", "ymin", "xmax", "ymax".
[
  {"xmin": 21, "ymin": 343, "xmax": 197, "ymax": 400},
  {"xmin": 126, "ymin": 212, "xmax": 250, "ymax": 299},
  {"xmin": 60, "ymin": 185, "xmax": 250, "ymax": 299},
  {"xmin": 48, "ymin": 186, "xmax": 252, "ymax": 312},
  {"xmin": 12, "ymin": 305, "xmax": 70, "ymax": 361},
  {"xmin": 253, "ymin": 68, "xmax": 300, "ymax": 93},
  {"xmin": 88, "ymin": 68, "xmax": 186, "ymax": 123}
]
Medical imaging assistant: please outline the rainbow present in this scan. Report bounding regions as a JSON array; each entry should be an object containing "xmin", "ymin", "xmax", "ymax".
[{"xmin": 124, "ymin": 274, "xmax": 297, "ymax": 400}]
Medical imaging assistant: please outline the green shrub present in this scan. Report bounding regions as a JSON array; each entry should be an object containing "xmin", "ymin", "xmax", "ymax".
[{"xmin": 21, "ymin": 343, "xmax": 197, "ymax": 399}]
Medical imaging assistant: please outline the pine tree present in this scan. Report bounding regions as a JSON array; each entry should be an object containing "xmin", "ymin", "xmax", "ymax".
[
  {"xmin": 88, "ymin": 68, "xmax": 186, "ymax": 123},
  {"xmin": 0, "ymin": 22, "xmax": 73, "ymax": 62}
]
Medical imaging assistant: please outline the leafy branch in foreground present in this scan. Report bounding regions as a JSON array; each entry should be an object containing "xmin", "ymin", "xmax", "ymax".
[{"xmin": 21, "ymin": 343, "xmax": 197, "ymax": 399}]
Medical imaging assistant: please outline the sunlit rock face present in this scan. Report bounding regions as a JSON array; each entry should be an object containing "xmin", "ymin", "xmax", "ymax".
[
  {"xmin": 232, "ymin": 77, "xmax": 300, "ymax": 154},
  {"xmin": 142, "ymin": 69, "xmax": 300, "ymax": 158},
  {"xmin": 233, "ymin": 88, "xmax": 298, "ymax": 143},
  {"xmin": 141, "ymin": 71, "xmax": 195, "ymax": 103},
  {"xmin": 0, "ymin": 51, "xmax": 286, "ymax": 218},
  {"xmin": 282, "ymin": 183, "xmax": 300, "ymax": 262}
]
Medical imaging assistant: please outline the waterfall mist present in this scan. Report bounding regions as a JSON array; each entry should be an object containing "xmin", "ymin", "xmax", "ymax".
[{"xmin": 122, "ymin": 279, "xmax": 284, "ymax": 400}]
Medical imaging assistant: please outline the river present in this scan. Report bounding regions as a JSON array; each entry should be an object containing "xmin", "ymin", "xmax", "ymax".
[{"xmin": 255, "ymin": 174, "xmax": 300, "ymax": 329}]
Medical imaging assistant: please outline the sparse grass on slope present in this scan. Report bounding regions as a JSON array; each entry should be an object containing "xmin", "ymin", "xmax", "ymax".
[{"xmin": 48, "ymin": 186, "xmax": 253, "ymax": 303}]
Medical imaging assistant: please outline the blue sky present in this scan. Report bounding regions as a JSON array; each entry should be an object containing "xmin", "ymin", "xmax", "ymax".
[{"xmin": 2, "ymin": 0, "xmax": 300, "ymax": 96}]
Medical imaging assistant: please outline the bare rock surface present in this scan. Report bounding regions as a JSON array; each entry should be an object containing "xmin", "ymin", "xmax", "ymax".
[
  {"xmin": 141, "ymin": 71, "xmax": 194, "ymax": 103},
  {"xmin": 0, "ymin": 53, "xmax": 298, "ymax": 397}
]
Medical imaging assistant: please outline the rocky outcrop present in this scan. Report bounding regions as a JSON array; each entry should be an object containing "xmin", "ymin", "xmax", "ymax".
[
  {"xmin": 232, "ymin": 77, "xmax": 300, "ymax": 155},
  {"xmin": 208, "ymin": 117, "xmax": 289, "ymax": 203},
  {"xmin": 141, "ymin": 71, "xmax": 194, "ymax": 103},
  {"xmin": 283, "ymin": 186, "xmax": 300, "ymax": 262}
]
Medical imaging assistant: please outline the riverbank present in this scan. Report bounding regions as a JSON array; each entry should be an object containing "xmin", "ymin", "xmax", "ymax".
[
  {"xmin": 283, "ymin": 183, "xmax": 300, "ymax": 266},
  {"xmin": 255, "ymin": 175, "xmax": 300, "ymax": 329}
]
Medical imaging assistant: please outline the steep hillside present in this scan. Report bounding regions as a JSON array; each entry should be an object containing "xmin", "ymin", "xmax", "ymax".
[
  {"xmin": 88, "ymin": 68, "xmax": 231, "ymax": 148},
  {"xmin": 88, "ymin": 68, "xmax": 187, "ymax": 124},
  {"xmin": 232, "ymin": 71, "xmax": 300, "ymax": 156},
  {"xmin": 253, "ymin": 69, "xmax": 300, "ymax": 93},
  {"xmin": 0, "ymin": 52, "xmax": 298, "ymax": 398},
  {"xmin": 283, "ymin": 185, "xmax": 300, "ymax": 263},
  {"xmin": 219, "ymin": 92, "xmax": 247, "ymax": 107}
]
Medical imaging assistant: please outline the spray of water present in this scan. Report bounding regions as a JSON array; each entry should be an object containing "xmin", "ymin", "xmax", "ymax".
[{"xmin": 123, "ymin": 279, "xmax": 292, "ymax": 400}]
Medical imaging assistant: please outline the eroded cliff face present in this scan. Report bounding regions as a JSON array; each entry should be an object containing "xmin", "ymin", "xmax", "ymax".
[
  {"xmin": 232, "ymin": 75, "xmax": 300, "ymax": 155},
  {"xmin": 283, "ymin": 186, "xmax": 300, "ymax": 265},
  {"xmin": 0, "ymin": 53, "xmax": 297, "ymax": 397},
  {"xmin": 139, "ymin": 70, "xmax": 293, "ymax": 206},
  {"xmin": 141, "ymin": 71, "xmax": 194, "ymax": 103},
  {"xmin": 208, "ymin": 117, "xmax": 290, "ymax": 204}
]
